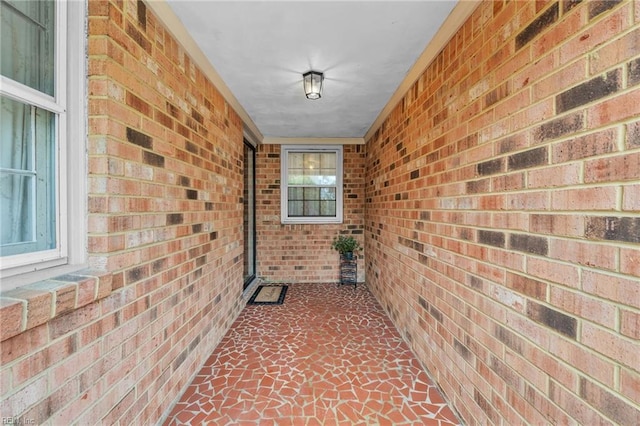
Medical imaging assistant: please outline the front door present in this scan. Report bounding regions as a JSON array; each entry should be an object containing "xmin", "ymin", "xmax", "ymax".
[{"xmin": 243, "ymin": 140, "xmax": 256, "ymax": 289}]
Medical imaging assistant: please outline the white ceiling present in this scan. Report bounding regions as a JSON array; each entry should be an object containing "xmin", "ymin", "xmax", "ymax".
[{"xmin": 163, "ymin": 1, "xmax": 463, "ymax": 142}]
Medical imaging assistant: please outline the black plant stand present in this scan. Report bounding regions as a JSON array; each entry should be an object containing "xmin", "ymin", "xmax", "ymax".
[{"xmin": 339, "ymin": 253, "xmax": 357, "ymax": 288}]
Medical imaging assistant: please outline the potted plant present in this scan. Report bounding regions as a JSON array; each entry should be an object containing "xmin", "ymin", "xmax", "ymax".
[{"xmin": 331, "ymin": 234, "xmax": 362, "ymax": 260}]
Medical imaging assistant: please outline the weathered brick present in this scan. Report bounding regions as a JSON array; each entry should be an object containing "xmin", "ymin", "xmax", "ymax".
[
  {"xmin": 585, "ymin": 216, "xmax": 640, "ymax": 243},
  {"xmin": 627, "ymin": 121, "xmax": 640, "ymax": 148},
  {"xmin": 125, "ymin": 21, "xmax": 151, "ymax": 52},
  {"xmin": 476, "ymin": 158, "xmax": 504, "ymax": 176},
  {"xmin": 562, "ymin": 0, "xmax": 583, "ymax": 14},
  {"xmin": 474, "ymin": 388, "xmax": 500, "ymax": 424},
  {"xmin": 621, "ymin": 368, "xmax": 640, "ymax": 405},
  {"xmin": 551, "ymin": 287, "xmax": 616, "ymax": 329},
  {"xmin": 429, "ymin": 305, "xmax": 443, "ymax": 323},
  {"xmin": 551, "ymin": 187, "xmax": 618, "ymax": 211},
  {"xmin": 582, "ymin": 270, "xmax": 639, "ymax": 308},
  {"xmin": 590, "ymin": 23, "xmax": 640, "ymax": 74},
  {"xmin": 526, "ymin": 301, "xmax": 577, "ymax": 338},
  {"xmin": 552, "ymin": 239, "xmax": 617, "ymax": 271},
  {"xmin": 137, "ymin": 0, "xmax": 146, "ymax": 30},
  {"xmin": 530, "ymin": 214, "xmax": 584, "ymax": 238},
  {"xmin": 620, "ymin": 247, "xmax": 640, "ymax": 277},
  {"xmin": 509, "ymin": 234, "xmax": 548, "ymax": 255},
  {"xmin": 506, "ymin": 272, "xmax": 547, "ymax": 300},
  {"xmin": 142, "ymin": 151, "xmax": 165, "ymax": 168},
  {"xmin": 494, "ymin": 324, "xmax": 523, "ymax": 354},
  {"xmin": 585, "ymin": 152, "xmax": 640, "ymax": 183},
  {"xmin": 0, "ymin": 298, "xmax": 25, "ymax": 340},
  {"xmin": 534, "ymin": 113, "xmax": 584, "ymax": 144},
  {"xmin": 556, "ymin": 69, "xmax": 622, "ymax": 113},
  {"xmin": 508, "ymin": 146, "xmax": 547, "ymax": 171},
  {"xmin": 588, "ymin": 0, "xmax": 623, "ymax": 20},
  {"xmin": 516, "ymin": 3, "xmax": 559, "ymax": 49},
  {"xmin": 166, "ymin": 213, "xmax": 183, "ymax": 225},
  {"xmin": 485, "ymin": 82, "xmax": 510, "ymax": 107},
  {"xmin": 579, "ymin": 377, "xmax": 640, "ymax": 425},
  {"xmin": 126, "ymin": 92, "xmax": 152, "ymax": 117},
  {"xmin": 583, "ymin": 323, "xmax": 640, "ymax": 372},
  {"xmin": 126, "ymin": 127, "xmax": 152, "ymax": 149},
  {"xmin": 453, "ymin": 337, "xmax": 474, "ymax": 362},
  {"xmin": 466, "ymin": 179, "xmax": 491, "ymax": 194},
  {"xmin": 587, "ymin": 89, "xmax": 640, "ymax": 128},
  {"xmin": 478, "ymin": 230, "xmax": 505, "ymax": 248},
  {"xmin": 620, "ymin": 309, "xmax": 640, "ymax": 339},
  {"xmin": 552, "ymin": 129, "xmax": 617, "ymax": 162},
  {"xmin": 629, "ymin": 58, "xmax": 640, "ymax": 86}
]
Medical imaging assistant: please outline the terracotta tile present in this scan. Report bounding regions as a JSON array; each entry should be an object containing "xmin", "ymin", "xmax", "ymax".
[{"xmin": 163, "ymin": 283, "xmax": 460, "ymax": 425}]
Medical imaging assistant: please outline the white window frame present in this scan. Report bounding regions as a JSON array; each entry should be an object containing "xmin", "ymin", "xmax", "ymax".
[
  {"xmin": 1, "ymin": 0, "xmax": 87, "ymax": 289},
  {"xmin": 281, "ymin": 145, "xmax": 343, "ymax": 224}
]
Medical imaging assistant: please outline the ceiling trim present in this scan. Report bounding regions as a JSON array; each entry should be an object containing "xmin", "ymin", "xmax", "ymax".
[
  {"xmin": 364, "ymin": 0, "xmax": 481, "ymax": 142},
  {"xmin": 145, "ymin": 1, "xmax": 264, "ymax": 143},
  {"xmin": 262, "ymin": 137, "xmax": 365, "ymax": 145}
]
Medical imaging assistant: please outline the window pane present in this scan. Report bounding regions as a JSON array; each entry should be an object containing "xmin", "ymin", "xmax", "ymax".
[
  {"xmin": 288, "ymin": 187, "xmax": 303, "ymax": 200},
  {"xmin": 303, "ymin": 200, "xmax": 320, "ymax": 216},
  {"xmin": 0, "ymin": 96, "xmax": 56, "ymax": 256},
  {"xmin": 288, "ymin": 201, "xmax": 303, "ymax": 216},
  {"xmin": 0, "ymin": 174, "xmax": 34, "ymax": 244},
  {"xmin": 320, "ymin": 201, "xmax": 336, "ymax": 216},
  {"xmin": 320, "ymin": 188, "xmax": 336, "ymax": 200},
  {"xmin": 288, "ymin": 152, "xmax": 337, "ymax": 186},
  {"xmin": 303, "ymin": 187, "xmax": 319, "ymax": 201},
  {"xmin": 0, "ymin": 0, "xmax": 55, "ymax": 95},
  {"xmin": 283, "ymin": 147, "xmax": 341, "ymax": 222}
]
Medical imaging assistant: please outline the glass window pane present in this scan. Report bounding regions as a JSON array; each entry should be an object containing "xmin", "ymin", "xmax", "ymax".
[
  {"xmin": 320, "ymin": 201, "xmax": 336, "ymax": 216},
  {"xmin": 288, "ymin": 201, "xmax": 303, "ymax": 216},
  {"xmin": 318, "ymin": 170, "xmax": 336, "ymax": 185},
  {"xmin": 284, "ymin": 148, "xmax": 340, "ymax": 220},
  {"xmin": 0, "ymin": 174, "xmax": 34, "ymax": 244},
  {"xmin": 303, "ymin": 200, "xmax": 320, "ymax": 216},
  {"xmin": 288, "ymin": 152, "xmax": 303, "ymax": 169},
  {"xmin": 0, "ymin": 95, "xmax": 56, "ymax": 256},
  {"xmin": 0, "ymin": 0, "xmax": 56, "ymax": 95},
  {"xmin": 320, "ymin": 188, "xmax": 336, "ymax": 200},
  {"xmin": 303, "ymin": 187, "xmax": 319, "ymax": 201},
  {"xmin": 288, "ymin": 187, "xmax": 303, "ymax": 200},
  {"xmin": 320, "ymin": 153, "xmax": 336, "ymax": 169},
  {"xmin": 303, "ymin": 153, "xmax": 320, "ymax": 171}
]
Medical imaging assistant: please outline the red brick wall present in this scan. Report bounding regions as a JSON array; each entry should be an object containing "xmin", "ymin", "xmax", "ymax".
[
  {"xmin": 256, "ymin": 144, "xmax": 366, "ymax": 283},
  {"xmin": 1, "ymin": 1, "xmax": 245, "ymax": 423},
  {"xmin": 365, "ymin": 1, "xmax": 640, "ymax": 424}
]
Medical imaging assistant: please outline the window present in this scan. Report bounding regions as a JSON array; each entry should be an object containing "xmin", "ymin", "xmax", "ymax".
[
  {"xmin": 281, "ymin": 145, "xmax": 343, "ymax": 224},
  {"xmin": 1, "ymin": 0, "xmax": 86, "ymax": 287}
]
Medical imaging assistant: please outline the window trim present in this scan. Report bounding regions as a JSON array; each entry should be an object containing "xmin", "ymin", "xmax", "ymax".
[
  {"xmin": 280, "ymin": 145, "xmax": 343, "ymax": 224},
  {"xmin": 1, "ymin": 0, "xmax": 87, "ymax": 289}
]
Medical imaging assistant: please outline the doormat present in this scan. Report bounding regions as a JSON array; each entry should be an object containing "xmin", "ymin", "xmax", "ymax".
[{"xmin": 248, "ymin": 285, "xmax": 288, "ymax": 305}]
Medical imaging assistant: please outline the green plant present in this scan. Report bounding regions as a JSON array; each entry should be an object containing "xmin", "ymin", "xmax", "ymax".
[{"xmin": 331, "ymin": 234, "xmax": 363, "ymax": 254}]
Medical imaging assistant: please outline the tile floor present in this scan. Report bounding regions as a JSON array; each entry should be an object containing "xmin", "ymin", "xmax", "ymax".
[{"xmin": 163, "ymin": 283, "xmax": 461, "ymax": 425}]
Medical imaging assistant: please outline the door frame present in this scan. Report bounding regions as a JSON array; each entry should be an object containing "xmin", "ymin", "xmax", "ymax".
[{"xmin": 243, "ymin": 139, "xmax": 257, "ymax": 289}]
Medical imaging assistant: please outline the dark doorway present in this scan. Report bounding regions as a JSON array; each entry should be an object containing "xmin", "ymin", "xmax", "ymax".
[{"xmin": 243, "ymin": 140, "xmax": 256, "ymax": 289}]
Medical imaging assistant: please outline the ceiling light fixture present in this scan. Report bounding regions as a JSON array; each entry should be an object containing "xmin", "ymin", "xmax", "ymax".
[{"xmin": 303, "ymin": 71, "xmax": 323, "ymax": 100}]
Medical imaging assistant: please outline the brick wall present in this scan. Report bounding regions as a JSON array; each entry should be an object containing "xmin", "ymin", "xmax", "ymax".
[
  {"xmin": 365, "ymin": 1, "xmax": 640, "ymax": 424},
  {"xmin": 256, "ymin": 144, "xmax": 366, "ymax": 283},
  {"xmin": 1, "ymin": 1, "xmax": 246, "ymax": 423}
]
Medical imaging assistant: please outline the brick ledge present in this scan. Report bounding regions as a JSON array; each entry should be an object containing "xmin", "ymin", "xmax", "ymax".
[{"xmin": 0, "ymin": 270, "xmax": 113, "ymax": 342}]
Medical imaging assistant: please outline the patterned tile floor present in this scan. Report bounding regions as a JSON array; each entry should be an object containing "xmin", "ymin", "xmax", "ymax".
[{"xmin": 163, "ymin": 283, "xmax": 461, "ymax": 425}]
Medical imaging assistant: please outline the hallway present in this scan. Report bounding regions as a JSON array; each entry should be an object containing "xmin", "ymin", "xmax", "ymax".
[{"xmin": 163, "ymin": 283, "xmax": 461, "ymax": 425}]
